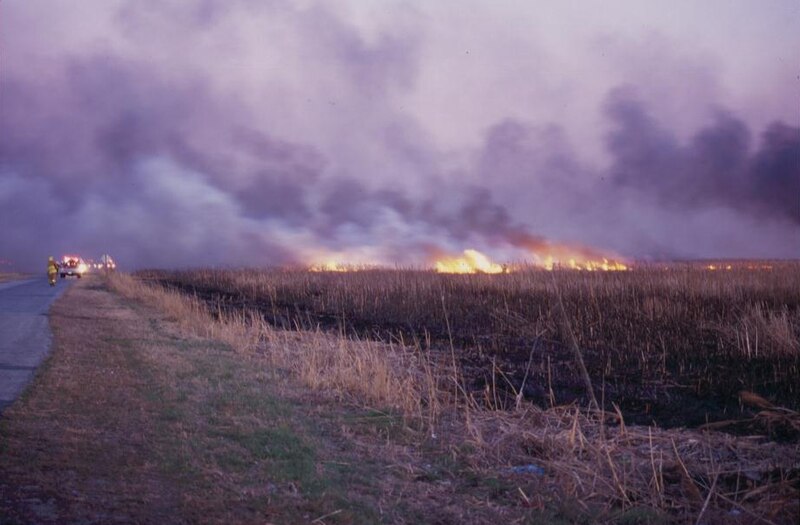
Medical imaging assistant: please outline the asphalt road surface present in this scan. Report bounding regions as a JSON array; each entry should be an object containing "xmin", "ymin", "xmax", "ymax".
[{"xmin": 0, "ymin": 277, "xmax": 70, "ymax": 413}]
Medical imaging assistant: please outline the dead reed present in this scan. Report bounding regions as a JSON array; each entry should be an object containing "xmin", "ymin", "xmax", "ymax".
[
  {"xmin": 140, "ymin": 263, "xmax": 800, "ymax": 429},
  {"xmin": 110, "ymin": 270, "xmax": 799, "ymax": 523}
]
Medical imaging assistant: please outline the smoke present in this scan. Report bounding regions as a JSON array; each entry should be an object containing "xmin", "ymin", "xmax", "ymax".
[
  {"xmin": 606, "ymin": 87, "xmax": 800, "ymax": 225},
  {"xmin": 1, "ymin": 1, "xmax": 797, "ymax": 271}
]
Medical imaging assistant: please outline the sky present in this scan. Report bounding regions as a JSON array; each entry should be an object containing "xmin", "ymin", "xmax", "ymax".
[{"xmin": 1, "ymin": 0, "xmax": 798, "ymax": 271}]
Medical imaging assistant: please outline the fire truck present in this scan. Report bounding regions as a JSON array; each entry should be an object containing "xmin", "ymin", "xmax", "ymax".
[{"xmin": 60, "ymin": 255, "xmax": 88, "ymax": 279}]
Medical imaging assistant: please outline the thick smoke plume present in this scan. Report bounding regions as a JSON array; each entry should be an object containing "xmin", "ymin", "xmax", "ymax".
[
  {"xmin": 606, "ymin": 87, "xmax": 799, "ymax": 225},
  {"xmin": 1, "ymin": 1, "xmax": 797, "ymax": 271}
]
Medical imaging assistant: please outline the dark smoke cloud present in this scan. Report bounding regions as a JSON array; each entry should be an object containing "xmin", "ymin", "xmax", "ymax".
[
  {"xmin": 0, "ymin": 51, "xmax": 315, "ymax": 268},
  {"xmin": 1, "ymin": 2, "xmax": 797, "ymax": 271},
  {"xmin": 2, "ymin": 47, "xmax": 796, "ymax": 271},
  {"xmin": 606, "ymin": 87, "xmax": 800, "ymax": 225}
]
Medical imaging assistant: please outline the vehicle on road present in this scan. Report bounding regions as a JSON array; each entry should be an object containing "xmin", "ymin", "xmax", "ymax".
[{"xmin": 60, "ymin": 256, "xmax": 88, "ymax": 279}]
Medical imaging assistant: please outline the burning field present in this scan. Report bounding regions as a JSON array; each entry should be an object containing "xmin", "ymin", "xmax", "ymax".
[{"xmin": 142, "ymin": 258, "xmax": 800, "ymax": 439}]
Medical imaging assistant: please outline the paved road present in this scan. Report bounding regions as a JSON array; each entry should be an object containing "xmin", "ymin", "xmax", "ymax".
[{"xmin": 0, "ymin": 277, "xmax": 71, "ymax": 413}]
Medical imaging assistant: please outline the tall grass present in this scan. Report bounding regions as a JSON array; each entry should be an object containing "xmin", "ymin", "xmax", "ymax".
[
  {"xmin": 108, "ymin": 272, "xmax": 443, "ymax": 424},
  {"xmin": 109, "ymin": 269, "xmax": 800, "ymax": 523},
  {"xmin": 139, "ymin": 263, "xmax": 800, "ymax": 421}
]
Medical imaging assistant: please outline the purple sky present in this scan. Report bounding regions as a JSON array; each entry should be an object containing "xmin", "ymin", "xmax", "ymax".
[{"xmin": 2, "ymin": 0, "xmax": 798, "ymax": 271}]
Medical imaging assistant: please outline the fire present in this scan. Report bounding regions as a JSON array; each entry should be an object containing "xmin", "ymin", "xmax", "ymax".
[
  {"xmin": 512, "ymin": 235, "xmax": 628, "ymax": 271},
  {"xmin": 539, "ymin": 255, "xmax": 628, "ymax": 272},
  {"xmin": 309, "ymin": 236, "xmax": 629, "ymax": 274},
  {"xmin": 433, "ymin": 242, "xmax": 628, "ymax": 274},
  {"xmin": 433, "ymin": 248, "xmax": 627, "ymax": 274},
  {"xmin": 435, "ymin": 249, "xmax": 505, "ymax": 274},
  {"xmin": 706, "ymin": 262, "xmax": 773, "ymax": 271},
  {"xmin": 305, "ymin": 247, "xmax": 385, "ymax": 272},
  {"xmin": 308, "ymin": 259, "xmax": 383, "ymax": 272},
  {"xmin": 309, "ymin": 260, "xmax": 351, "ymax": 272},
  {"xmin": 706, "ymin": 264, "xmax": 733, "ymax": 271}
]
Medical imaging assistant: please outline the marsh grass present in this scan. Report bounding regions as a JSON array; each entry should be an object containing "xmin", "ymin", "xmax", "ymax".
[
  {"xmin": 141, "ymin": 263, "xmax": 800, "ymax": 427},
  {"xmin": 110, "ymin": 270, "xmax": 800, "ymax": 524},
  {"xmin": 109, "ymin": 273, "xmax": 444, "ymax": 425}
]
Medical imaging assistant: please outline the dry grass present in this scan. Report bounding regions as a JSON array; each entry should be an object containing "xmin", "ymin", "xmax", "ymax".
[
  {"xmin": 0, "ymin": 279, "xmax": 188, "ymax": 523},
  {"xmin": 460, "ymin": 407, "xmax": 799, "ymax": 524},
  {"xmin": 2, "ymin": 275, "xmax": 403, "ymax": 523},
  {"xmin": 108, "ymin": 273, "xmax": 441, "ymax": 422},
  {"xmin": 735, "ymin": 304, "xmax": 800, "ymax": 357},
  {"xmin": 109, "ymin": 271, "xmax": 800, "ymax": 524},
  {"xmin": 140, "ymin": 263, "xmax": 800, "ymax": 425}
]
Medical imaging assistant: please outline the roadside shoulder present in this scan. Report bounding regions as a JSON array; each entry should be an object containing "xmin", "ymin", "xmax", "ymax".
[{"xmin": 0, "ymin": 277, "xmax": 392, "ymax": 523}]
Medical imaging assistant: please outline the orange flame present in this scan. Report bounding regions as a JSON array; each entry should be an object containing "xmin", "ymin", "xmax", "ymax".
[
  {"xmin": 706, "ymin": 262, "xmax": 772, "ymax": 271},
  {"xmin": 309, "ymin": 236, "xmax": 629, "ymax": 274},
  {"xmin": 538, "ymin": 254, "xmax": 628, "ymax": 271},
  {"xmin": 309, "ymin": 260, "xmax": 351, "ymax": 272},
  {"xmin": 706, "ymin": 264, "xmax": 733, "ymax": 271},
  {"xmin": 433, "ymin": 241, "xmax": 628, "ymax": 274},
  {"xmin": 435, "ymin": 249, "xmax": 505, "ymax": 274},
  {"xmin": 305, "ymin": 247, "xmax": 385, "ymax": 272},
  {"xmin": 512, "ymin": 235, "xmax": 628, "ymax": 271}
]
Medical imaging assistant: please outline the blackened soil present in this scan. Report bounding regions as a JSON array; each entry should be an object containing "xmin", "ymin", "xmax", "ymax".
[{"xmin": 156, "ymin": 279, "xmax": 800, "ymax": 441}]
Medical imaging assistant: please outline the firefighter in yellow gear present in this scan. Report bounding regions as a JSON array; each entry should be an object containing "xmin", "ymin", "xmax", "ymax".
[{"xmin": 47, "ymin": 256, "xmax": 59, "ymax": 286}]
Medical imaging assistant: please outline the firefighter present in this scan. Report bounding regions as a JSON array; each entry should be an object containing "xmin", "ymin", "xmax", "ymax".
[{"xmin": 47, "ymin": 256, "xmax": 59, "ymax": 287}]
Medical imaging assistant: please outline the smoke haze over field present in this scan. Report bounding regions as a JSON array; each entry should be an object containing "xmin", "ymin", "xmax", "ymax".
[{"xmin": 1, "ymin": 1, "xmax": 798, "ymax": 270}]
